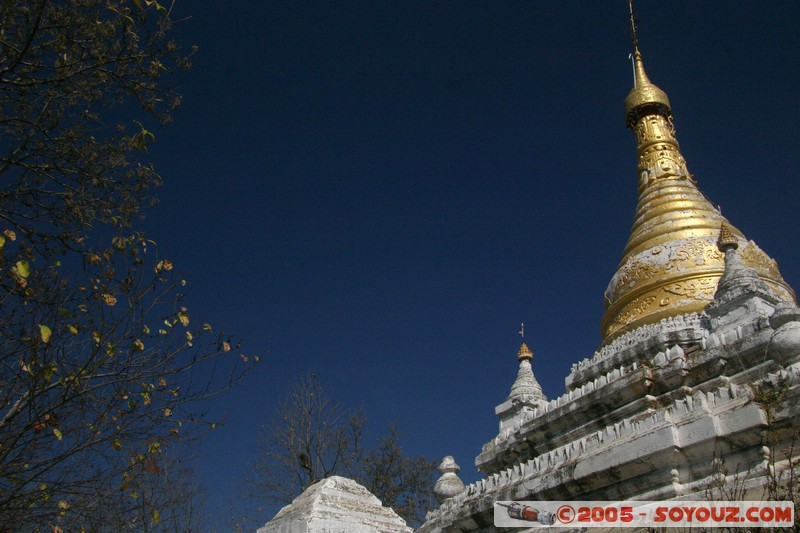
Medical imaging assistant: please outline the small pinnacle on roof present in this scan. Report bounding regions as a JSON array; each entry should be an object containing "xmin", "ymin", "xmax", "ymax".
[
  {"xmin": 507, "ymin": 341, "xmax": 547, "ymax": 406},
  {"xmin": 434, "ymin": 456, "xmax": 465, "ymax": 503},
  {"xmin": 717, "ymin": 223, "xmax": 739, "ymax": 252}
]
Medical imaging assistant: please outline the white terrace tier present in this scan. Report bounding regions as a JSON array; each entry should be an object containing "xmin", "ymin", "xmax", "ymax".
[{"xmin": 420, "ymin": 247, "xmax": 800, "ymax": 532}]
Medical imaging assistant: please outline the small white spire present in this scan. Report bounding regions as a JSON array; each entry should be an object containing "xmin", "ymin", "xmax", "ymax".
[{"xmin": 507, "ymin": 342, "xmax": 547, "ymax": 405}]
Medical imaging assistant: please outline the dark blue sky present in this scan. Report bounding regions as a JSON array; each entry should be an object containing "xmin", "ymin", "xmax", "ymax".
[{"xmin": 140, "ymin": 2, "xmax": 800, "ymax": 529}]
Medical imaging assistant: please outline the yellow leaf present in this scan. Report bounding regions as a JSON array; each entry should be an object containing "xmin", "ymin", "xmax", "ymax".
[
  {"xmin": 38, "ymin": 324, "xmax": 52, "ymax": 343},
  {"xmin": 53, "ymin": 428, "xmax": 63, "ymax": 441},
  {"xmin": 15, "ymin": 260, "xmax": 30, "ymax": 278},
  {"xmin": 112, "ymin": 439, "xmax": 122, "ymax": 450},
  {"xmin": 133, "ymin": 339, "xmax": 144, "ymax": 351},
  {"xmin": 68, "ymin": 325, "xmax": 78, "ymax": 336},
  {"xmin": 178, "ymin": 311, "xmax": 189, "ymax": 327},
  {"xmin": 102, "ymin": 293, "xmax": 117, "ymax": 306},
  {"xmin": 222, "ymin": 341, "xmax": 231, "ymax": 352},
  {"xmin": 3, "ymin": 229, "xmax": 16, "ymax": 241},
  {"xmin": 142, "ymin": 324, "xmax": 150, "ymax": 334},
  {"xmin": 42, "ymin": 362, "xmax": 56, "ymax": 382},
  {"xmin": 203, "ymin": 323, "xmax": 212, "ymax": 332},
  {"xmin": 153, "ymin": 508, "xmax": 161, "ymax": 525},
  {"xmin": 0, "ymin": 235, "xmax": 4, "ymax": 249},
  {"xmin": 112, "ymin": 236, "xmax": 127, "ymax": 250},
  {"xmin": 164, "ymin": 408, "xmax": 172, "ymax": 417},
  {"xmin": 58, "ymin": 500, "xmax": 69, "ymax": 510},
  {"xmin": 132, "ymin": 120, "xmax": 155, "ymax": 151}
]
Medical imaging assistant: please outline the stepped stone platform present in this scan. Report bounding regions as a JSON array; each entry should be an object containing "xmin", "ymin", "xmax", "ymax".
[{"xmin": 256, "ymin": 476, "xmax": 412, "ymax": 533}]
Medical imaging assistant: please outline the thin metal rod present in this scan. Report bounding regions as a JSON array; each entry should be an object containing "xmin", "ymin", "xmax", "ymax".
[{"xmin": 628, "ymin": 0, "xmax": 639, "ymax": 53}]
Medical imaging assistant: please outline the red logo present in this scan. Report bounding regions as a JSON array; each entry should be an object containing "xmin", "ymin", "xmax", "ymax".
[{"xmin": 557, "ymin": 505, "xmax": 575, "ymax": 524}]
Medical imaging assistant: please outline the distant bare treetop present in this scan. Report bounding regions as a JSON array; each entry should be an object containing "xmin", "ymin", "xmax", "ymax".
[{"xmin": 242, "ymin": 375, "xmax": 436, "ymax": 529}]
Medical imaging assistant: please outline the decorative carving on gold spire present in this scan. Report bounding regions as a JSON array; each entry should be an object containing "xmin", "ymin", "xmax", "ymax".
[{"xmin": 600, "ymin": 10, "xmax": 796, "ymax": 342}]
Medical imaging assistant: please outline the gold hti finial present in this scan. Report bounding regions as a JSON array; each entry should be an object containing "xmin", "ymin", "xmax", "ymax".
[
  {"xmin": 717, "ymin": 223, "xmax": 739, "ymax": 252},
  {"xmin": 517, "ymin": 323, "xmax": 532, "ymax": 361},
  {"xmin": 623, "ymin": 1, "xmax": 671, "ymax": 129},
  {"xmin": 517, "ymin": 342, "xmax": 533, "ymax": 362}
]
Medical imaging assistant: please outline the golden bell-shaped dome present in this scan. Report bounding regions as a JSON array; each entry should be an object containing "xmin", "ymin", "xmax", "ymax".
[{"xmin": 601, "ymin": 50, "xmax": 796, "ymax": 342}]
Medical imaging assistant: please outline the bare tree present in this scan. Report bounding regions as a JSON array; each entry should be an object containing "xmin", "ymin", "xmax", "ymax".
[
  {"xmin": 0, "ymin": 1, "xmax": 254, "ymax": 529},
  {"xmin": 247, "ymin": 375, "xmax": 366, "ymax": 507},
  {"xmin": 243, "ymin": 375, "xmax": 436, "ymax": 529},
  {"xmin": 360, "ymin": 426, "xmax": 438, "ymax": 526}
]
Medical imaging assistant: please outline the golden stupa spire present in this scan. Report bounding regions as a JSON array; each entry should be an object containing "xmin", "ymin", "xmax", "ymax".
[{"xmin": 600, "ymin": 4, "xmax": 795, "ymax": 341}]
